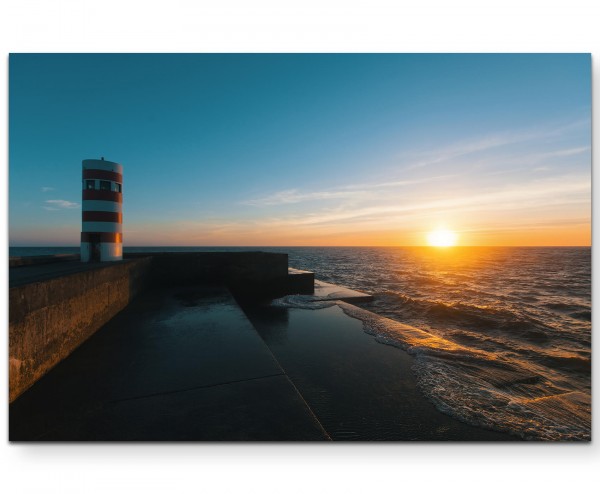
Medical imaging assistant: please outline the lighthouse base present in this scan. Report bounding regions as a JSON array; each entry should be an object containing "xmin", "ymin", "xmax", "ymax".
[{"xmin": 81, "ymin": 242, "xmax": 123, "ymax": 262}]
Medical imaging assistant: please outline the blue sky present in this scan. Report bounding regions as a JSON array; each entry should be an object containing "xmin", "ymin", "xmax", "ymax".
[{"xmin": 9, "ymin": 54, "xmax": 591, "ymax": 246}]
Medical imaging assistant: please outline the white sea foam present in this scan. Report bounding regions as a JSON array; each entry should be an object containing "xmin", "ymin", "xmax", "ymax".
[
  {"xmin": 270, "ymin": 294, "xmax": 337, "ymax": 310},
  {"xmin": 338, "ymin": 301, "xmax": 591, "ymax": 441}
]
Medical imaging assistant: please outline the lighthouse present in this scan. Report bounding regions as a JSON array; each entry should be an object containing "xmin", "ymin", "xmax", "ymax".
[{"xmin": 81, "ymin": 158, "xmax": 123, "ymax": 262}]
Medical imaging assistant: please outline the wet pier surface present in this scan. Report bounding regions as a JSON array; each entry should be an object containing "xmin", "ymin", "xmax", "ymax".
[
  {"xmin": 244, "ymin": 303, "xmax": 517, "ymax": 441},
  {"xmin": 10, "ymin": 279, "xmax": 516, "ymax": 441},
  {"xmin": 9, "ymin": 285, "xmax": 328, "ymax": 441}
]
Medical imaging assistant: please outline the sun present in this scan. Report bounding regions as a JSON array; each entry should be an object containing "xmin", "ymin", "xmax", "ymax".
[{"xmin": 427, "ymin": 228, "xmax": 458, "ymax": 247}]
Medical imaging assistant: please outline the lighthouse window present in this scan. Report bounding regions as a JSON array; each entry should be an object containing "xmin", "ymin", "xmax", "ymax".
[
  {"xmin": 99, "ymin": 180, "xmax": 111, "ymax": 191},
  {"xmin": 85, "ymin": 180, "xmax": 95, "ymax": 190},
  {"xmin": 113, "ymin": 182, "xmax": 122, "ymax": 193}
]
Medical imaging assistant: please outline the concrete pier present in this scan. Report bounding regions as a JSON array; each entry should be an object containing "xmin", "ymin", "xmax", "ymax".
[
  {"xmin": 8, "ymin": 252, "xmax": 312, "ymax": 402},
  {"xmin": 10, "ymin": 284, "xmax": 328, "ymax": 440},
  {"xmin": 9, "ymin": 250, "xmax": 517, "ymax": 441}
]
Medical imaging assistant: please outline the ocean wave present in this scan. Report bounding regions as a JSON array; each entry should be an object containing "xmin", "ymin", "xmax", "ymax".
[
  {"xmin": 283, "ymin": 246, "xmax": 590, "ymax": 440},
  {"xmin": 536, "ymin": 353, "xmax": 591, "ymax": 375},
  {"xmin": 368, "ymin": 291, "xmax": 552, "ymax": 343},
  {"xmin": 569, "ymin": 310, "xmax": 591, "ymax": 321},
  {"xmin": 545, "ymin": 302, "xmax": 589, "ymax": 312},
  {"xmin": 338, "ymin": 301, "xmax": 591, "ymax": 441}
]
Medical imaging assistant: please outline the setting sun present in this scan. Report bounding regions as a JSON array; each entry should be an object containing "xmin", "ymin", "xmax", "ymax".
[{"xmin": 427, "ymin": 229, "xmax": 458, "ymax": 247}]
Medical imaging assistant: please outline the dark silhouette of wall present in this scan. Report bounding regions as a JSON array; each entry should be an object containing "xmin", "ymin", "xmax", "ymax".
[{"xmin": 9, "ymin": 252, "xmax": 314, "ymax": 402}]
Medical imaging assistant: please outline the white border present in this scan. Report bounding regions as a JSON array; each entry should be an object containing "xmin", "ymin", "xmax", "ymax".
[{"xmin": 1, "ymin": 2, "xmax": 598, "ymax": 494}]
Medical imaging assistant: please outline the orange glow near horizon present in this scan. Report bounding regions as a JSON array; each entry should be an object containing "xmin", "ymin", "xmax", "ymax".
[
  {"xmin": 117, "ymin": 223, "xmax": 590, "ymax": 247},
  {"xmin": 10, "ymin": 220, "xmax": 591, "ymax": 248}
]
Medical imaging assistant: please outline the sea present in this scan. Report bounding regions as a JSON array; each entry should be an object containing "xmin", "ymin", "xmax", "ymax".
[{"xmin": 9, "ymin": 246, "xmax": 591, "ymax": 440}]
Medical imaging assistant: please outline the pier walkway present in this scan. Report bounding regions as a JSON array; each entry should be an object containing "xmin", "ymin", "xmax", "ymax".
[{"xmin": 9, "ymin": 284, "xmax": 328, "ymax": 440}]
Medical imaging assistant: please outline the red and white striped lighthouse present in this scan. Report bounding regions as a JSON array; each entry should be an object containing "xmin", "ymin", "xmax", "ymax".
[{"xmin": 81, "ymin": 158, "xmax": 123, "ymax": 262}]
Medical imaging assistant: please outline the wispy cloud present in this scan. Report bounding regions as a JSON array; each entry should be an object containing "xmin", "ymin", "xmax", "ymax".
[
  {"xmin": 528, "ymin": 146, "xmax": 591, "ymax": 164},
  {"xmin": 124, "ymin": 172, "xmax": 590, "ymax": 246},
  {"xmin": 252, "ymin": 174, "xmax": 590, "ymax": 230},
  {"xmin": 243, "ymin": 175, "xmax": 452, "ymax": 207},
  {"xmin": 499, "ymin": 146, "xmax": 591, "ymax": 171},
  {"xmin": 402, "ymin": 134, "xmax": 516, "ymax": 170},
  {"xmin": 399, "ymin": 119, "xmax": 590, "ymax": 171},
  {"xmin": 243, "ymin": 188, "xmax": 361, "ymax": 206},
  {"xmin": 41, "ymin": 186, "xmax": 55, "ymax": 192},
  {"xmin": 43, "ymin": 199, "xmax": 80, "ymax": 211},
  {"xmin": 543, "ymin": 146, "xmax": 590, "ymax": 158}
]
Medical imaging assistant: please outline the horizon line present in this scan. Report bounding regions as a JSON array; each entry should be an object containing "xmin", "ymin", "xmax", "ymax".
[{"xmin": 9, "ymin": 244, "xmax": 592, "ymax": 249}]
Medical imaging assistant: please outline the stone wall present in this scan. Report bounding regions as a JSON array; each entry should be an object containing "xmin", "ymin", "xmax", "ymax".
[{"xmin": 9, "ymin": 257, "xmax": 152, "ymax": 402}]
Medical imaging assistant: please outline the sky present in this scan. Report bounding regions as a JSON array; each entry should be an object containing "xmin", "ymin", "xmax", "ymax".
[{"xmin": 9, "ymin": 53, "xmax": 591, "ymax": 246}]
